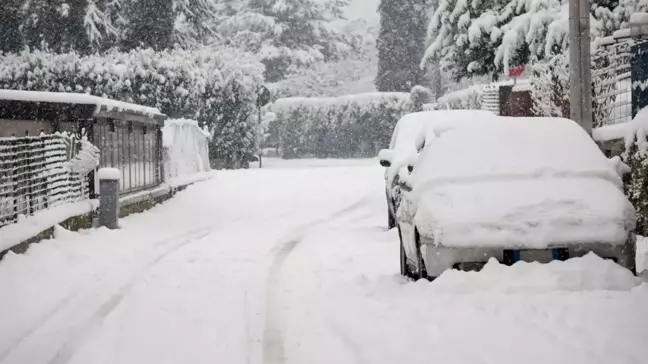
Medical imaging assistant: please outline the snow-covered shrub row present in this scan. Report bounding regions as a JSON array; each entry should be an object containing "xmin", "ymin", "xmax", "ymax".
[
  {"xmin": 613, "ymin": 107, "xmax": 648, "ymax": 235},
  {"xmin": 270, "ymin": 92, "xmax": 413, "ymax": 158},
  {"xmin": 0, "ymin": 48, "xmax": 264, "ymax": 168},
  {"xmin": 162, "ymin": 119, "xmax": 211, "ymax": 181}
]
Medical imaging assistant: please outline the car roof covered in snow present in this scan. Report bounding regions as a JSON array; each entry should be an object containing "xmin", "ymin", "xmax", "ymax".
[
  {"xmin": 411, "ymin": 117, "xmax": 622, "ymax": 189},
  {"xmin": 390, "ymin": 110, "xmax": 498, "ymax": 152},
  {"xmin": 385, "ymin": 110, "xmax": 498, "ymax": 183}
]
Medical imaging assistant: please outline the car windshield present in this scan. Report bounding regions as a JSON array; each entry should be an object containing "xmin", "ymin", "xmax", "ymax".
[{"xmin": 1, "ymin": 1, "xmax": 647, "ymax": 363}]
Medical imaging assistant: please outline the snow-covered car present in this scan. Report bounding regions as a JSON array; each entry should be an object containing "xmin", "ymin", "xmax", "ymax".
[
  {"xmin": 379, "ymin": 110, "xmax": 498, "ymax": 229},
  {"xmin": 397, "ymin": 117, "xmax": 637, "ymax": 279}
]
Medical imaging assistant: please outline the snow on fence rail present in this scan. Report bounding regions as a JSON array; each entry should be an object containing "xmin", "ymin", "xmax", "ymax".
[{"xmin": 0, "ymin": 134, "xmax": 95, "ymax": 228}]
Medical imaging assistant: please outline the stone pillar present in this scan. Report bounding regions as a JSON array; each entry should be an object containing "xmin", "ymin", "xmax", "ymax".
[{"xmin": 98, "ymin": 168, "xmax": 120, "ymax": 229}]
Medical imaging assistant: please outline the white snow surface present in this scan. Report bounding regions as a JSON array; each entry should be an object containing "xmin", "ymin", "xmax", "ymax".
[
  {"xmin": 1, "ymin": 159, "xmax": 647, "ymax": 364},
  {"xmin": 0, "ymin": 89, "xmax": 163, "ymax": 117},
  {"xmin": 411, "ymin": 117, "xmax": 635, "ymax": 248},
  {"xmin": 0, "ymin": 200, "xmax": 98, "ymax": 252},
  {"xmin": 631, "ymin": 12, "xmax": 648, "ymax": 24},
  {"xmin": 97, "ymin": 167, "xmax": 121, "ymax": 181}
]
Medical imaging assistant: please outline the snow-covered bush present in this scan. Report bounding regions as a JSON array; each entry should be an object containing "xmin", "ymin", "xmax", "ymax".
[
  {"xmin": 270, "ymin": 92, "xmax": 413, "ymax": 158},
  {"xmin": 435, "ymin": 84, "xmax": 484, "ymax": 110},
  {"xmin": 0, "ymin": 48, "xmax": 264, "ymax": 168},
  {"xmin": 529, "ymin": 53, "xmax": 570, "ymax": 117},
  {"xmin": 617, "ymin": 107, "xmax": 648, "ymax": 235}
]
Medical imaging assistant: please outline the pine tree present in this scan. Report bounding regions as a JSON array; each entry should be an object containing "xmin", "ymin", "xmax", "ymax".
[
  {"xmin": 173, "ymin": 0, "xmax": 220, "ymax": 47},
  {"xmin": 423, "ymin": 0, "xmax": 648, "ymax": 82},
  {"xmin": 122, "ymin": 0, "xmax": 175, "ymax": 51},
  {"xmin": 84, "ymin": 0, "xmax": 120, "ymax": 50},
  {"xmin": 375, "ymin": 0, "xmax": 429, "ymax": 92},
  {"xmin": 0, "ymin": 0, "xmax": 23, "ymax": 53},
  {"xmin": 20, "ymin": 0, "xmax": 91, "ymax": 53}
]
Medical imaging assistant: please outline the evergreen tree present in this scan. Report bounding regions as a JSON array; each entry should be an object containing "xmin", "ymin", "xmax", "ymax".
[
  {"xmin": 173, "ymin": 0, "xmax": 220, "ymax": 47},
  {"xmin": 122, "ymin": 0, "xmax": 174, "ymax": 50},
  {"xmin": 217, "ymin": 0, "xmax": 353, "ymax": 81},
  {"xmin": 21, "ymin": 0, "xmax": 91, "ymax": 53},
  {"xmin": 375, "ymin": 0, "xmax": 429, "ymax": 92},
  {"xmin": 0, "ymin": 0, "xmax": 23, "ymax": 53},
  {"xmin": 422, "ymin": 0, "xmax": 648, "ymax": 82}
]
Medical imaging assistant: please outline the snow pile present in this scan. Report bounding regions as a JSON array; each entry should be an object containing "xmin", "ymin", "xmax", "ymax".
[
  {"xmin": 270, "ymin": 92, "xmax": 412, "ymax": 159},
  {"xmin": 411, "ymin": 117, "xmax": 635, "ymax": 248},
  {"xmin": 0, "ymin": 200, "xmax": 97, "ymax": 253},
  {"xmin": 430, "ymin": 254, "xmax": 640, "ymax": 293},
  {"xmin": 98, "ymin": 168, "xmax": 121, "ymax": 181},
  {"xmin": 162, "ymin": 118, "xmax": 211, "ymax": 181}
]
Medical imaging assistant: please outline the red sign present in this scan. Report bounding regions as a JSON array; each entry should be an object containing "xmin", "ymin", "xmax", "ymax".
[{"xmin": 508, "ymin": 65, "xmax": 525, "ymax": 77}]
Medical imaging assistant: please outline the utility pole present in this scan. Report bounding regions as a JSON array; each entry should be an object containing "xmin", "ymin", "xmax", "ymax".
[{"xmin": 569, "ymin": 0, "xmax": 593, "ymax": 134}]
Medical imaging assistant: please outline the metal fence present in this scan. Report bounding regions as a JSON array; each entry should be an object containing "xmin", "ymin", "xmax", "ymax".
[
  {"xmin": 593, "ymin": 38, "xmax": 633, "ymax": 126},
  {"xmin": 93, "ymin": 121, "xmax": 162, "ymax": 196},
  {"xmin": 0, "ymin": 134, "xmax": 89, "ymax": 228}
]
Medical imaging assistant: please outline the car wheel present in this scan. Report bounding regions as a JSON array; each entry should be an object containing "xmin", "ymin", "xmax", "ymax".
[{"xmin": 414, "ymin": 230, "xmax": 429, "ymax": 280}]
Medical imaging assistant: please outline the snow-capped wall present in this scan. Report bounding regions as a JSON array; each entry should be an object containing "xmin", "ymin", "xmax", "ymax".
[{"xmin": 163, "ymin": 119, "xmax": 211, "ymax": 180}]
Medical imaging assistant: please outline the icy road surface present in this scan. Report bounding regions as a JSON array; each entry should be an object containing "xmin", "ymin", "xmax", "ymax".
[{"xmin": 1, "ymin": 159, "xmax": 647, "ymax": 364}]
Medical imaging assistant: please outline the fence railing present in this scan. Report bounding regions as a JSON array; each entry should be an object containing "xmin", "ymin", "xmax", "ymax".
[
  {"xmin": 593, "ymin": 38, "xmax": 634, "ymax": 126},
  {"xmin": 0, "ymin": 134, "xmax": 91, "ymax": 228},
  {"xmin": 93, "ymin": 121, "xmax": 162, "ymax": 196}
]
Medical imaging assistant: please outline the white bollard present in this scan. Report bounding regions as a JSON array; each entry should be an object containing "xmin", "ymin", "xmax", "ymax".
[{"xmin": 98, "ymin": 168, "xmax": 121, "ymax": 229}]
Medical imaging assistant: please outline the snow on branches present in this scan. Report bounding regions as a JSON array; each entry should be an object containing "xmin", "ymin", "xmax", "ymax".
[{"xmin": 423, "ymin": 0, "xmax": 648, "ymax": 81}]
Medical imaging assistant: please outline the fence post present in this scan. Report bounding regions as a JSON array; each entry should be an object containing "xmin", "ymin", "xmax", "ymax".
[{"xmin": 98, "ymin": 168, "xmax": 120, "ymax": 229}]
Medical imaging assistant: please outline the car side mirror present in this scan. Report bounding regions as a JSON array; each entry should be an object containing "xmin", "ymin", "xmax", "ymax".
[
  {"xmin": 407, "ymin": 165, "xmax": 414, "ymax": 173},
  {"xmin": 378, "ymin": 149, "xmax": 393, "ymax": 168}
]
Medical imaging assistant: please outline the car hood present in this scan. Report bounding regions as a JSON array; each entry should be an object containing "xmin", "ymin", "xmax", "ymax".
[{"xmin": 413, "ymin": 178, "xmax": 636, "ymax": 249}]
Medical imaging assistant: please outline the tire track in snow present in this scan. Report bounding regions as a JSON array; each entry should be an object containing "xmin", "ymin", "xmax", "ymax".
[
  {"xmin": 262, "ymin": 194, "xmax": 373, "ymax": 364},
  {"xmin": 0, "ymin": 224, "xmax": 221, "ymax": 364},
  {"xmin": 46, "ymin": 229, "xmax": 214, "ymax": 364}
]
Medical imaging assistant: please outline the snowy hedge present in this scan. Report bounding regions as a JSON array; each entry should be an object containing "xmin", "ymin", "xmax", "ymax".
[
  {"xmin": 270, "ymin": 92, "xmax": 414, "ymax": 158},
  {"xmin": 0, "ymin": 48, "xmax": 264, "ymax": 168}
]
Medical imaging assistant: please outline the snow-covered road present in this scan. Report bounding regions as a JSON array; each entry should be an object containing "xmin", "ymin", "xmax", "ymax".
[{"xmin": 1, "ymin": 159, "xmax": 648, "ymax": 364}]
